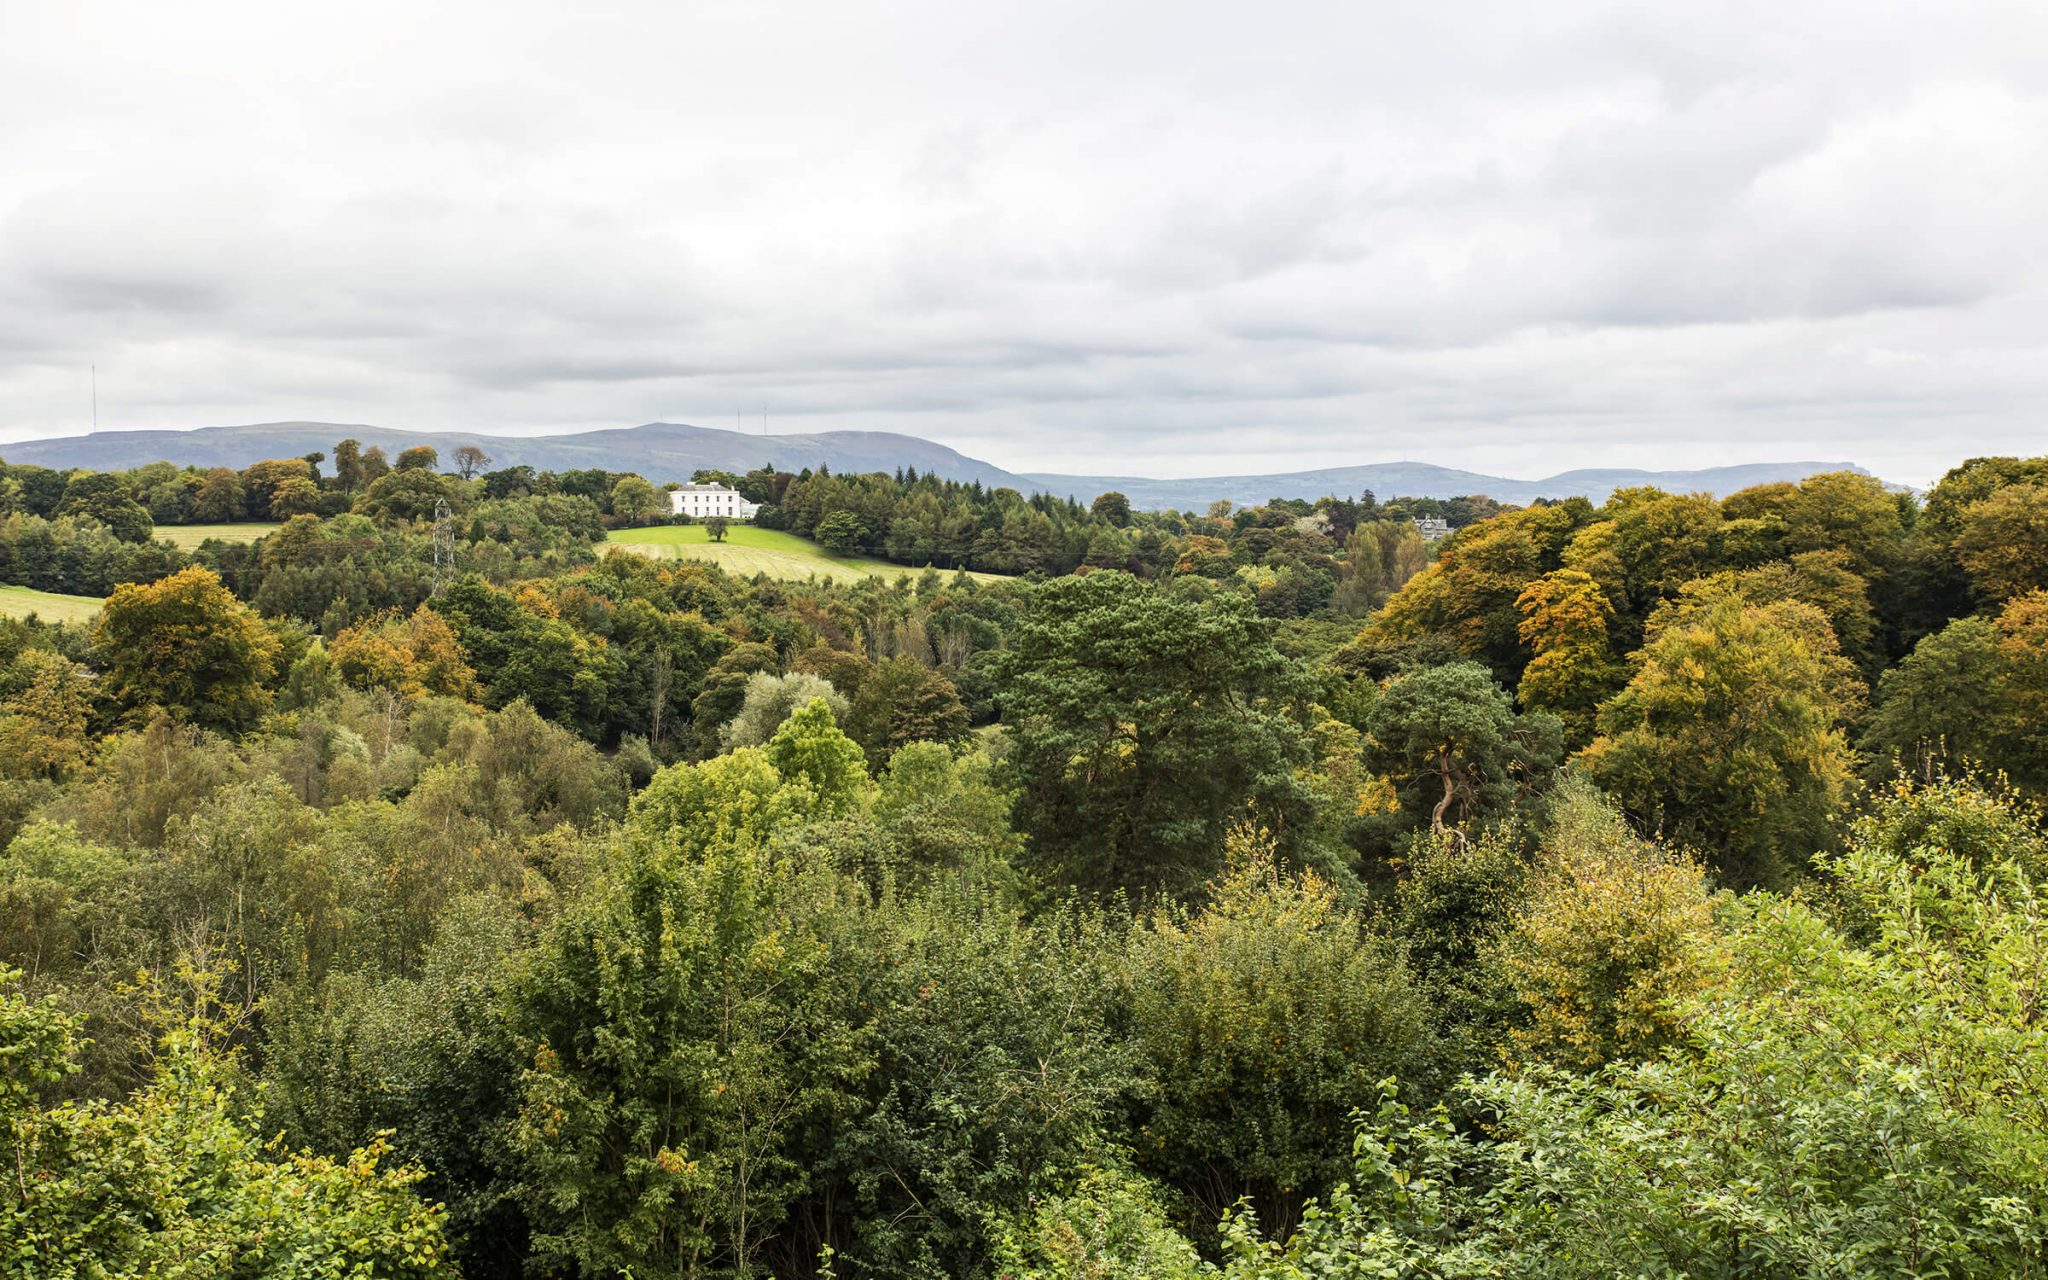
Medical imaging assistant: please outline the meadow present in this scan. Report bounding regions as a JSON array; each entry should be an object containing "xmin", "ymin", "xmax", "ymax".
[
  {"xmin": 0, "ymin": 584, "xmax": 102, "ymax": 624},
  {"xmin": 154, "ymin": 523, "xmax": 282, "ymax": 550},
  {"xmin": 606, "ymin": 522, "xmax": 1005, "ymax": 583}
]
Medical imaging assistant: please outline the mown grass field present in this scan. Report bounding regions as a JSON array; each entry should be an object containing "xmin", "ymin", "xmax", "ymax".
[
  {"xmin": 155, "ymin": 523, "xmax": 281, "ymax": 550},
  {"xmin": 606, "ymin": 524, "xmax": 1005, "ymax": 584},
  {"xmin": 0, "ymin": 585, "xmax": 103, "ymax": 624}
]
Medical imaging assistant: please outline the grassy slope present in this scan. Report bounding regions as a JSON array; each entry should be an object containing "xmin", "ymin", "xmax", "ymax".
[
  {"xmin": 155, "ymin": 523, "xmax": 281, "ymax": 549},
  {"xmin": 606, "ymin": 524, "xmax": 1005, "ymax": 584},
  {"xmin": 0, "ymin": 585, "xmax": 103, "ymax": 624}
]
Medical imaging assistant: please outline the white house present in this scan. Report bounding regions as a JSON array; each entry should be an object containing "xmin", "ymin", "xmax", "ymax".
[{"xmin": 670, "ymin": 482, "xmax": 760, "ymax": 521}]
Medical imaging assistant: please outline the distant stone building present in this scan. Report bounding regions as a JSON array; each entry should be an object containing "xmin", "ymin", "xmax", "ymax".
[
  {"xmin": 1413, "ymin": 516, "xmax": 1451, "ymax": 540},
  {"xmin": 670, "ymin": 482, "xmax": 760, "ymax": 520}
]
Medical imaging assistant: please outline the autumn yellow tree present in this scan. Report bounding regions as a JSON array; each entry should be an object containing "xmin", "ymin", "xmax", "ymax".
[
  {"xmin": 0, "ymin": 648, "xmax": 94, "ymax": 780},
  {"xmin": 1514, "ymin": 568, "xmax": 1622, "ymax": 744},
  {"xmin": 1369, "ymin": 501, "xmax": 1595, "ymax": 680},
  {"xmin": 1492, "ymin": 779, "xmax": 1721, "ymax": 1070},
  {"xmin": 330, "ymin": 605, "xmax": 482, "ymax": 701},
  {"xmin": 1583, "ymin": 592, "xmax": 1860, "ymax": 887},
  {"xmin": 1994, "ymin": 589, "xmax": 2048, "ymax": 776},
  {"xmin": 239, "ymin": 457, "xmax": 318, "ymax": 521},
  {"xmin": 1955, "ymin": 482, "xmax": 2048, "ymax": 602},
  {"xmin": 1174, "ymin": 533, "xmax": 1233, "ymax": 578},
  {"xmin": 91, "ymin": 566, "xmax": 281, "ymax": 732}
]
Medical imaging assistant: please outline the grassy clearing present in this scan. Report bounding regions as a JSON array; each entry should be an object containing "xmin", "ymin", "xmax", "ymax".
[
  {"xmin": 605, "ymin": 524, "xmax": 1006, "ymax": 585},
  {"xmin": 155, "ymin": 523, "xmax": 282, "ymax": 549},
  {"xmin": 0, "ymin": 585, "xmax": 103, "ymax": 625}
]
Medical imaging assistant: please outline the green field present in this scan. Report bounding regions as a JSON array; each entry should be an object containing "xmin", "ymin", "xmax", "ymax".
[
  {"xmin": 606, "ymin": 524, "xmax": 1003, "ymax": 584},
  {"xmin": 155, "ymin": 523, "xmax": 281, "ymax": 549},
  {"xmin": 0, "ymin": 585, "xmax": 103, "ymax": 624}
]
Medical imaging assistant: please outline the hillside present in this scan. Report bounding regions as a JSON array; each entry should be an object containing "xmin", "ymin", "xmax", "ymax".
[
  {"xmin": 2, "ymin": 420, "xmax": 1874, "ymax": 508},
  {"xmin": 0, "ymin": 585, "xmax": 101, "ymax": 624},
  {"xmin": 0, "ymin": 421, "xmax": 1026, "ymax": 489},
  {"xmin": 606, "ymin": 524, "xmax": 1006, "ymax": 585},
  {"xmin": 1023, "ymin": 459, "xmax": 1877, "ymax": 508}
]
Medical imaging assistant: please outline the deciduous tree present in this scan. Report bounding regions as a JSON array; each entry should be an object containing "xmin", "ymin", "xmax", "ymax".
[
  {"xmin": 451, "ymin": 444, "xmax": 492, "ymax": 480},
  {"xmin": 1583, "ymin": 593, "xmax": 1860, "ymax": 886},
  {"xmin": 92, "ymin": 565, "xmax": 282, "ymax": 732},
  {"xmin": 1514, "ymin": 568, "xmax": 1623, "ymax": 743}
]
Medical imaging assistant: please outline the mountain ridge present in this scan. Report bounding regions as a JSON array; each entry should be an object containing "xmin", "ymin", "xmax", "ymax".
[
  {"xmin": 1022, "ymin": 459, "xmax": 1876, "ymax": 508},
  {"xmin": 2, "ymin": 421, "xmax": 1873, "ymax": 507},
  {"xmin": 0, "ymin": 421, "xmax": 1024, "ymax": 489}
]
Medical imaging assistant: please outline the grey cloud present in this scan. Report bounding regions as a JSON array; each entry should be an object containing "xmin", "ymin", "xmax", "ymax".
[{"xmin": 2, "ymin": 0, "xmax": 2046, "ymax": 485}]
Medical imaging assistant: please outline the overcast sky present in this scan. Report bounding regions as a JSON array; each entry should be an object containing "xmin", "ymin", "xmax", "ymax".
[{"xmin": 3, "ymin": 0, "xmax": 2045, "ymax": 483}]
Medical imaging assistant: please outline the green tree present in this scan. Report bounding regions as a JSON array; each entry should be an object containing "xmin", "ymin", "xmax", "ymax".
[
  {"xmin": 814, "ymin": 510, "xmax": 867, "ymax": 555},
  {"xmin": 996, "ymin": 573, "xmax": 1318, "ymax": 897},
  {"xmin": 510, "ymin": 752, "xmax": 873, "ymax": 1278},
  {"xmin": 1, "ymin": 967, "xmax": 456, "ymax": 1276},
  {"xmin": 1125, "ymin": 829, "xmax": 1429, "ymax": 1231},
  {"xmin": 705, "ymin": 515, "xmax": 731, "ymax": 541},
  {"xmin": 54, "ymin": 471, "xmax": 153, "ymax": 542},
  {"xmin": 91, "ymin": 565, "xmax": 282, "ymax": 732},
  {"xmin": 1090, "ymin": 490, "xmax": 1133, "ymax": 527},
  {"xmin": 689, "ymin": 642, "xmax": 781, "ymax": 757},
  {"xmin": 830, "ymin": 893, "xmax": 1140, "ymax": 1275},
  {"xmin": 260, "ymin": 898, "xmax": 530, "ymax": 1274},
  {"xmin": 241, "ymin": 457, "xmax": 319, "ymax": 520},
  {"xmin": 357, "ymin": 467, "xmax": 461, "ymax": 523},
  {"xmin": 845, "ymin": 655, "xmax": 970, "ymax": 767},
  {"xmin": 1863, "ymin": 615, "xmax": 2025, "ymax": 784},
  {"xmin": 396, "ymin": 445, "xmax": 440, "ymax": 471},
  {"xmin": 610, "ymin": 474, "xmax": 663, "ymax": 525},
  {"xmin": 869, "ymin": 741, "xmax": 1026, "ymax": 884},
  {"xmin": 763, "ymin": 696, "xmax": 871, "ymax": 815},
  {"xmin": 332, "ymin": 437, "xmax": 366, "ymax": 496},
  {"xmin": 192, "ymin": 467, "xmax": 245, "ymax": 521},
  {"xmin": 1332, "ymin": 520, "xmax": 1430, "ymax": 617},
  {"xmin": 1363, "ymin": 660, "xmax": 1562, "ymax": 837},
  {"xmin": 1224, "ymin": 776, "xmax": 2048, "ymax": 1279},
  {"xmin": 430, "ymin": 578, "xmax": 609, "ymax": 736}
]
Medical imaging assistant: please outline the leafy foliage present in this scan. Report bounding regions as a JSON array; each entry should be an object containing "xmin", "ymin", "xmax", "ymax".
[
  {"xmin": 1583, "ymin": 593, "xmax": 1859, "ymax": 886},
  {"xmin": 1, "ymin": 967, "xmax": 456, "ymax": 1277},
  {"xmin": 93, "ymin": 565, "xmax": 283, "ymax": 731},
  {"xmin": 998, "ymin": 573, "xmax": 1318, "ymax": 896}
]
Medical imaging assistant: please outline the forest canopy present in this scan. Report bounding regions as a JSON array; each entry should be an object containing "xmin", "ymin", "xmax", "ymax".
[{"xmin": 3, "ymin": 443, "xmax": 2046, "ymax": 1277}]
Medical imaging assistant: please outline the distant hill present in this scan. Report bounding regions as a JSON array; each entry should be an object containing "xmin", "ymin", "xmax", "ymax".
[
  {"xmin": 0, "ymin": 421, "xmax": 1874, "ymax": 508},
  {"xmin": 0, "ymin": 421, "xmax": 1028, "ymax": 489},
  {"xmin": 1024, "ymin": 460, "xmax": 1876, "ymax": 508}
]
